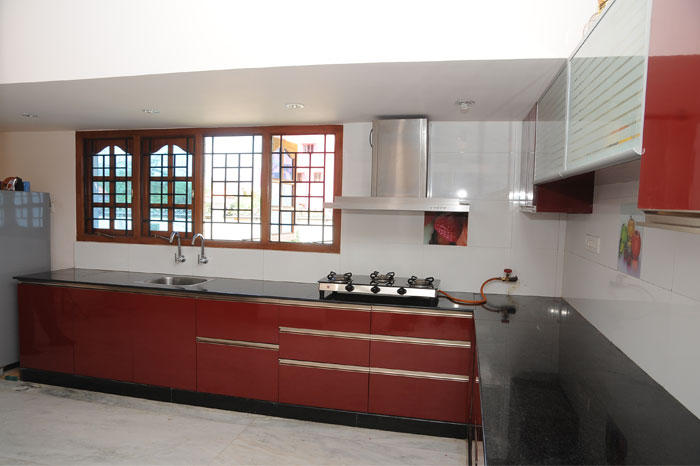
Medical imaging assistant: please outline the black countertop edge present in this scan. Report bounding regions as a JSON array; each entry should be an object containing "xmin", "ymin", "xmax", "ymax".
[
  {"xmin": 14, "ymin": 268, "xmax": 476, "ymax": 312},
  {"xmin": 473, "ymin": 294, "xmax": 700, "ymax": 465}
]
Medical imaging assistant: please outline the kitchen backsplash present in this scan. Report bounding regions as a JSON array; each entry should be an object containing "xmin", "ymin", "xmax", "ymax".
[
  {"xmin": 0, "ymin": 122, "xmax": 564, "ymax": 295},
  {"xmin": 562, "ymin": 160, "xmax": 700, "ymax": 419}
]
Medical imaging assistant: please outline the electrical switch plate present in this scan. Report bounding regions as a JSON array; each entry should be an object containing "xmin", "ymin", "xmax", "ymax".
[{"xmin": 585, "ymin": 234, "xmax": 600, "ymax": 254}]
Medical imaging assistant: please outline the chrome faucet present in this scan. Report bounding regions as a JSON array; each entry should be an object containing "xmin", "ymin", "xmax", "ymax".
[
  {"xmin": 192, "ymin": 233, "xmax": 208, "ymax": 264},
  {"xmin": 169, "ymin": 231, "xmax": 186, "ymax": 263}
]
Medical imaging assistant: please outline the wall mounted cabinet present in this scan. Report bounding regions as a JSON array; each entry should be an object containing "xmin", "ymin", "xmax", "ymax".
[
  {"xmin": 565, "ymin": 0, "xmax": 650, "ymax": 177},
  {"xmin": 532, "ymin": 0, "xmax": 650, "ymax": 184},
  {"xmin": 637, "ymin": 0, "xmax": 700, "ymax": 229}
]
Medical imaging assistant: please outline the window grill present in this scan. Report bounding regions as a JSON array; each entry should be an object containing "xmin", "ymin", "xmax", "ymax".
[
  {"xmin": 203, "ymin": 135, "xmax": 262, "ymax": 241},
  {"xmin": 84, "ymin": 138, "xmax": 133, "ymax": 235},
  {"xmin": 270, "ymin": 134, "xmax": 335, "ymax": 244},
  {"xmin": 142, "ymin": 137, "xmax": 194, "ymax": 237}
]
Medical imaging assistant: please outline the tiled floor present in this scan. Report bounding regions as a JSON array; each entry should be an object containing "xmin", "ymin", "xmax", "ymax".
[{"xmin": 0, "ymin": 380, "xmax": 466, "ymax": 465}]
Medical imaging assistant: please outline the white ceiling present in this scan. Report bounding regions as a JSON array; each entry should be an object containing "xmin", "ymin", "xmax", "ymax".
[{"xmin": 0, "ymin": 59, "xmax": 565, "ymax": 131}]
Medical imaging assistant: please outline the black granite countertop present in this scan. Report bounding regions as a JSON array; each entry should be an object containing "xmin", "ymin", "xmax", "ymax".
[
  {"xmin": 474, "ymin": 294, "xmax": 700, "ymax": 465},
  {"xmin": 13, "ymin": 268, "xmax": 475, "ymax": 312}
]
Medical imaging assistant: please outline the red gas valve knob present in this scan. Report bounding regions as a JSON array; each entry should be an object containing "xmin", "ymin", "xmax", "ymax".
[{"xmin": 503, "ymin": 268, "xmax": 519, "ymax": 282}]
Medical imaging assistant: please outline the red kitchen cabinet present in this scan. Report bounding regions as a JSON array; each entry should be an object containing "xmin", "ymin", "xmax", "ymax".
[
  {"xmin": 69, "ymin": 288, "xmax": 135, "ymax": 382},
  {"xmin": 368, "ymin": 307, "xmax": 475, "ymax": 423},
  {"xmin": 638, "ymin": 1, "xmax": 700, "ymax": 213},
  {"xmin": 18, "ymin": 284, "xmax": 74, "ymax": 374},
  {"xmin": 277, "ymin": 303, "xmax": 371, "ymax": 406},
  {"xmin": 369, "ymin": 340, "xmax": 471, "ymax": 376},
  {"xmin": 369, "ymin": 373, "xmax": 468, "ymax": 423},
  {"xmin": 197, "ymin": 342, "xmax": 278, "ymax": 401},
  {"xmin": 133, "ymin": 294, "xmax": 196, "ymax": 391},
  {"xmin": 70, "ymin": 288, "xmax": 197, "ymax": 387},
  {"xmin": 279, "ymin": 363, "xmax": 368, "ymax": 412},
  {"xmin": 371, "ymin": 309, "xmax": 473, "ymax": 342},
  {"xmin": 197, "ymin": 299, "xmax": 278, "ymax": 344},
  {"xmin": 279, "ymin": 332, "xmax": 369, "ymax": 367},
  {"xmin": 279, "ymin": 304, "xmax": 370, "ymax": 334}
]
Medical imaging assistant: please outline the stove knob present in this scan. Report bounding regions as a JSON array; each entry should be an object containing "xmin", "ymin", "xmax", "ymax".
[
  {"xmin": 371, "ymin": 286, "xmax": 381, "ymax": 294},
  {"xmin": 345, "ymin": 284, "xmax": 355, "ymax": 292},
  {"xmin": 397, "ymin": 287, "xmax": 407, "ymax": 295}
]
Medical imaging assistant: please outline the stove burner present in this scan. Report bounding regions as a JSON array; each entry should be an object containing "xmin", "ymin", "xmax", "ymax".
[
  {"xmin": 369, "ymin": 271, "xmax": 395, "ymax": 283},
  {"xmin": 407, "ymin": 276, "xmax": 435, "ymax": 289},
  {"xmin": 327, "ymin": 271, "xmax": 353, "ymax": 283}
]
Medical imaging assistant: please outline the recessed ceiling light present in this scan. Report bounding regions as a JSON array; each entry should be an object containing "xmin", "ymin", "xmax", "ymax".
[
  {"xmin": 285, "ymin": 103, "xmax": 305, "ymax": 110},
  {"xmin": 455, "ymin": 100, "xmax": 475, "ymax": 112},
  {"xmin": 142, "ymin": 109, "xmax": 160, "ymax": 114},
  {"xmin": 21, "ymin": 113, "xmax": 39, "ymax": 118}
]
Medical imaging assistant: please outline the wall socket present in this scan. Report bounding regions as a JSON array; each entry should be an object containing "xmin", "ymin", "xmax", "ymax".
[{"xmin": 585, "ymin": 234, "xmax": 600, "ymax": 254}]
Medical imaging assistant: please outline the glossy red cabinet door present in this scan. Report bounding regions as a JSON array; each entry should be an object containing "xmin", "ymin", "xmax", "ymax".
[
  {"xmin": 279, "ymin": 304, "xmax": 370, "ymax": 334},
  {"xmin": 279, "ymin": 332, "xmax": 369, "ymax": 366},
  {"xmin": 638, "ymin": 0, "xmax": 700, "ymax": 211},
  {"xmin": 133, "ymin": 295, "xmax": 196, "ymax": 391},
  {"xmin": 369, "ymin": 374, "xmax": 468, "ymax": 423},
  {"xmin": 197, "ymin": 299, "xmax": 278, "ymax": 344},
  {"xmin": 371, "ymin": 310, "xmax": 473, "ymax": 342},
  {"xmin": 197, "ymin": 342, "xmax": 278, "ymax": 401},
  {"xmin": 369, "ymin": 340, "xmax": 471, "ymax": 376},
  {"xmin": 69, "ymin": 288, "xmax": 135, "ymax": 382},
  {"xmin": 18, "ymin": 284, "xmax": 74, "ymax": 374},
  {"xmin": 279, "ymin": 364, "xmax": 368, "ymax": 412}
]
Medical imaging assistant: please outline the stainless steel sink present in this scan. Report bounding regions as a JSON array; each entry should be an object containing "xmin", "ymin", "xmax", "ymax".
[{"xmin": 143, "ymin": 276, "xmax": 212, "ymax": 286}]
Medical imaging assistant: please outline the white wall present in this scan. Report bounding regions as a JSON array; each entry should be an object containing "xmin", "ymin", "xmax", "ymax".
[
  {"xmin": 0, "ymin": 0, "xmax": 596, "ymax": 84},
  {"xmin": 562, "ymin": 160, "xmax": 700, "ymax": 419},
  {"xmin": 1, "ymin": 122, "xmax": 565, "ymax": 295},
  {"xmin": 0, "ymin": 131, "xmax": 76, "ymax": 269}
]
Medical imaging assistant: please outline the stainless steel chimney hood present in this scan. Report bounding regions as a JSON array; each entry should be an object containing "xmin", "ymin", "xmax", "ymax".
[{"xmin": 325, "ymin": 118, "xmax": 469, "ymax": 212}]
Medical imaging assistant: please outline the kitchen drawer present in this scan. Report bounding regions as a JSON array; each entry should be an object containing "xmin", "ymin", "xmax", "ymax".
[
  {"xmin": 279, "ymin": 329, "xmax": 370, "ymax": 366},
  {"xmin": 279, "ymin": 304, "xmax": 370, "ymax": 334},
  {"xmin": 197, "ymin": 340, "xmax": 278, "ymax": 401},
  {"xmin": 196, "ymin": 299, "xmax": 278, "ymax": 344},
  {"xmin": 369, "ymin": 371, "xmax": 468, "ymax": 423},
  {"xmin": 369, "ymin": 338, "xmax": 471, "ymax": 376},
  {"xmin": 279, "ymin": 360, "xmax": 369, "ymax": 412},
  {"xmin": 18, "ymin": 284, "xmax": 74, "ymax": 374},
  {"xmin": 371, "ymin": 308, "xmax": 473, "ymax": 341}
]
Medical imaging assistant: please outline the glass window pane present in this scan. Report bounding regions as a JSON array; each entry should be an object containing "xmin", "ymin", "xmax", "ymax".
[
  {"xmin": 269, "ymin": 133, "xmax": 335, "ymax": 244},
  {"xmin": 203, "ymin": 135, "xmax": 262, "ymax": 241}
]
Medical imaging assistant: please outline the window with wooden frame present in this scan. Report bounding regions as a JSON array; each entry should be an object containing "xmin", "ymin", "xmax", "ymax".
[
  {"xmin": 81, "ymin": 138, "xmax": 134, "ymax": 236},
  {"xmin": 76, "ymin": 126, "xmax": 342, "ymax": 252}
]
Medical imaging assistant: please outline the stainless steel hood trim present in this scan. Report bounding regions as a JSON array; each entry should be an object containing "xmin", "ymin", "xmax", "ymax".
[{"xmin": 324, "ymin": 196, "xmax": 469, "ymax": 212}]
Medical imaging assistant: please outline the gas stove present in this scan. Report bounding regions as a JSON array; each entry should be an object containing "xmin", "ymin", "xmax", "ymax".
[{"xmin": 318, "ymin": 271, "xmax": 441, "ymax": 300}]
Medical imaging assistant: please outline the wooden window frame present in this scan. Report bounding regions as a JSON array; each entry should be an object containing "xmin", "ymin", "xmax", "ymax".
[{"xmin": 76, "ymin": 125, "xmax": 343, "ymax": 253}]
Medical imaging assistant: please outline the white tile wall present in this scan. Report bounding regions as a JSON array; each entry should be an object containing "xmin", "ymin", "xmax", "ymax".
[
  {"xmin": 467, "ymin": 201, "xmax": 514, "ymax": 248},
  {"xmin": 70, "ymin": 121, "xmax": 563, "ymax": 295},
  {"xmin": 562, "ymin": 161, "xmax": 700, "ymax": 419},
  {"xmin": 263, "ymin": 250, "xmax": 340, "ymax": 283},
  {"xmin": 74, "ymin": 242, "xmax": 129, "ymax": 271},
  {"xmin": 670, "ymin": 230, "xmax": 700, "ymax": 302}
]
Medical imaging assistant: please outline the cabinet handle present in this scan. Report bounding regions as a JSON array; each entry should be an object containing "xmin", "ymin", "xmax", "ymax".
[
  {"xmin": 371, "ymin": 306, "xmax": 473, "ymax": 318},
  {"xmin": 371, "ymin": 334, "xmax": 471, "ymax": 348},
  {"xmin": 370, "ymin": 367, "xmax": 469, "ymax": 382},
  {"xmin": 279, "ymin": 358, "xmax": 368, "ymax": 374},
  {"xmin": 196, "ymin": 336, "xmax": 278, "ymax": 350}
]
